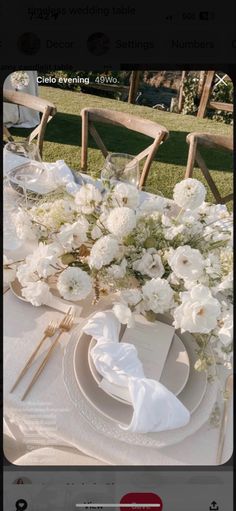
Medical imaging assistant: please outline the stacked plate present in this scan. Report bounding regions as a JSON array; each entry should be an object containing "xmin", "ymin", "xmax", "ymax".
[{"xmin": 63, "ymin": 311, "xmax": 218, "ymax": 448}]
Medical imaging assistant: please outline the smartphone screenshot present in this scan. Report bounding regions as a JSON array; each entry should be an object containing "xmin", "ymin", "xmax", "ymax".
[{"xmin": 2, "ymin": 1, "xmax": 234, "ymax": 510}]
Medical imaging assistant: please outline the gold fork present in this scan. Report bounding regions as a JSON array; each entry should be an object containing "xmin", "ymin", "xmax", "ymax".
[
  {"xmin": 216, "ymin": 374, "xmax": 233, "ymax": 464},
  {"xmin": 21, "ymin": 309, "xmax": 74, "ymax": 401},
  {"xmin": 10, "ymin": 321, "xmax": 58, "ymax": 393}
]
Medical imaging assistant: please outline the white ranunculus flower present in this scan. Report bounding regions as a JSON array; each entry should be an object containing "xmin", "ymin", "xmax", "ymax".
[
  {"xmin": 57, "ymin": 217, "xmax": 89, "ymax": 250},
  {"xmin": 14, "ymin": 209, "xmax": 37, "ymax": 241},
  {"xmin": 3, "ymin": 255, "xmax": 16, "ymax": 285},
  {"xmin": 112, "ymin": 183, "xmax": 139, "ymax": 209},
  {"xmin": 173, "ymin": 178, "xmax": 206, "ymax": 210},
  {"xmin": 75, "ymin": 184, "xmax": 102, "ymax": 214},
  {"xmin": 173, "ymin": 285, "xmax": 221, "ymax": 333},
  {"xmin": 133, "ymin": 250, "xmax": 164, "ymax": 278},
  {"xmin": 22, "ymin": 281, "xmax": 52, "ymax": 306},
  {"xmin": 142, "ymin": 278, "xmax": 174, "ymax": 314},
  {"xmin": 112, "ymin": 302, "xmax": 134, "ymax": 328},
  {"xmin": 106, "ymin": 207, "xmax": 136, "ymax": 238},
  {"xmin": 26, "ymin": 242, "xmax": 61, "ymax": 278},
  {"xmin": 57, "ymin": 267, "xmax": 92, "ymax": 301},
  {"xmin": 106, "ymin": 258, "xmax": 127, "ymax": 279},
  {"xmin": 89, "ymin": 235, "xmax": 119, "ymax": 270},
  {"xmin": 168, "ymin": 245, "xmax": 204, "ymax": 281}
]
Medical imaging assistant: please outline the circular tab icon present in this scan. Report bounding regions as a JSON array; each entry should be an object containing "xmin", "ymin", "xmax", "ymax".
[
  {"xmin": 120, "ymin": 492, "xmax": 163, "ymax": 510},
  {"xmin": 15, "ymin": 499, "xmax": 28, "ymax": 511}
]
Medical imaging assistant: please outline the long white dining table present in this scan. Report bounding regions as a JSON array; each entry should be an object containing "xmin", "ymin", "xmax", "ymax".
[{"xmin": 3, "ymin": 169, "xmax": 233, "ymax": 466}]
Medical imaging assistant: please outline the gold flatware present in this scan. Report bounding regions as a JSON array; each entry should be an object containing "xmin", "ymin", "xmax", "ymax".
[
  {"xmin": 21, "ymin": 309, "xmax": 74, "ymax": 401},
  {"xmin": 216, "ymin": 374, "xmax": 233, "ymax": 464},
  {"xmin": 10, "ymin": 321, "xmax": 58, "ymax": 393}
]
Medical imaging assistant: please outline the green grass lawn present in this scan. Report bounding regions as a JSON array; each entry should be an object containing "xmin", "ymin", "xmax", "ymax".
[{"xmin": 11, "ymin": 86, "xmax": 233, "ymax": 207}]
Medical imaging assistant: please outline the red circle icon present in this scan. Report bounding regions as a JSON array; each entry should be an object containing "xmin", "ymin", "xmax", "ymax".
[{"xmin": 120, "ymin": 492, "xmax": 163, "ymax": 510}]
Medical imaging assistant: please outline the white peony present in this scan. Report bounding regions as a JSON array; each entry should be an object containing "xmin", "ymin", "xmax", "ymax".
[
  {"xmin": 89, "ymin": 235, "xmax": 119, "ymax": 270},
  {"xmin": 168, "ymin": 245, "xmax": 204, "ymax": 281},
  {"xmin": 133, "ymin": 250, "xmax": 164, "ymax": 278},
  {"xmin": 112, "ymin": 182, "xmax": 139, "ymax": 209},
  {"xmin": 75, "ymin": 184, "xmax": 102, "ymax": 214},
  {"xmin": 57, "ymin": 217, "xmax": 88, "ymax": 250},
  {"xmin": 113, "ymin": 302, "xmax": 134, "ymax": 328},
  {"xmin": 22, "ymin": 281, "xmax": 52, "ymax": 306},
  {"xmin": 142, "ymin": 278, "xmax": 174, "ymax": 314},
  {"xmin": 3, "ymin": 255, "xmax": 16, "ymax": 285},
  {"xmin": 106, "ymin": 259, "xmax": 127, "ymax": 279},
  {"xmin": 173, "ymin": 285, "xmax": 221, "ymax": 333},
  {"xmin": 26, "ymin": 242, "xmax": 61, "ymax": 278},
  {"xmin": 57, "ymin": 267, "xmax": 92, "ymax": 301},
  {"xmin": 173, "ymin": 178, "xmax": 206, "ymax": 210},
  {"xmin": 106, "ymin": 207, "xmax": 136, "ymax": 238}
]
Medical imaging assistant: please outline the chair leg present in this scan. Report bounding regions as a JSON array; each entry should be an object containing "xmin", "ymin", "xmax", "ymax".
[
  {"xmin": 138, "ymin": 134, "xmax": 163, "ymax": 189},
  {"xmin": 185, "ymin": 137, "xmax": 197, "ymax": 178},
  {"xmin": 195, "ymin": 150, "xmax": 222, "ymax": 203},
  {"xmin": 81, "ymin": 110, "xmax": 88, "ymax": 172}
]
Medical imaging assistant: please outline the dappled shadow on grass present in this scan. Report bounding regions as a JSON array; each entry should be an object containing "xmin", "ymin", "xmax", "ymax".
[{"xmin": 9, "ymin": 111, "xmax": 233, "ymax": 173}]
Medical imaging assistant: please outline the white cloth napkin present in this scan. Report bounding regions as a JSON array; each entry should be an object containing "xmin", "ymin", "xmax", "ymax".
[
  {"xmin": 82, "ymin": 311, "xmax": 190, "ymax": 434},
  {"xmin": 32, "ymin": 159, "xmax": 81, "ymax": 195}
]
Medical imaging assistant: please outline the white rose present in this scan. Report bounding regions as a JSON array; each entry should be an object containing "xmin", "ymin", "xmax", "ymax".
[
  {"xmin": 168, "ymin": 245, "xmax": 204, "ymax": 281},
  {"xmin": 57, "ymin": 267, "xmax": 92, "ymax": 301},
  {"xmin": 112, "ymin": 183, "xmax": 139, "ymax": 209},
  {"xmin": 75, "ymin": 183, "xmax": 102, "ymax": 214},
  {"xmin": 142, "ymin": 278, "xmax": 174, "ymax": 314},
  {"xmin": 173, "ymin": 178, "xmax": 206, "ymax": 210},
  {"xmin": 173, "ymin": 284, "xmax": 221, "ymax": 333},
  {"xmin": 133, "ymin": 251, "xmax": 164, "ymax": 278},
  {"xmin": 106, "ymin": 207, "xmax": 136, "ymax": 238},
  {"xmin": 113, "ymin": 302, "xmax": 134, "ymax": 328},
  {"xmin": 22, "ymin": 281, "xmax": 52, "ymax": 306},
  {"xmin": 89, "ymin": 235, "xmax": 119, "ymax": 270}
]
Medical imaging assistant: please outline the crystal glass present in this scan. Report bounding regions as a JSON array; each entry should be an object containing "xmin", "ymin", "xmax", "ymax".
[{"xmin": 101, "ymin": 153, "xmax": 139, "ymax": 188}]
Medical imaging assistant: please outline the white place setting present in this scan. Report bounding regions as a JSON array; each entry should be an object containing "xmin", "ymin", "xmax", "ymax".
[{"xmin": 3, "ymin": 147, "xmax": 233, "ymax": 465}]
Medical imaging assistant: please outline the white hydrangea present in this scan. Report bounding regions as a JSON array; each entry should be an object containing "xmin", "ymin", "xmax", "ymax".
[
  {"xmin": 57, "ymin": 267, "xmax": 92, "ymax": 301},
  {"xmin": 168, "ymin": 245, "xmax": 204, "ymax": 281},
  {"xmin": 89, "ymin": 235, "xmax": 119, "ymax": 270},
  {"xmin": 142, "ymin": 278, "xmax": 174, "ymax": 314},
  {"xmin": 133, "ymin": 250, "xmax": 164, "ymax": 278},
  {"xmin": 112, "ymin": 183, "xmax": 139, "ymax": 209},
  {"xmin": 75, "ymin": 184, "xmax": 102, "ymax": 214},
  {"xmin": 57, "ymin": 217, "xmax": 89, "ymax": 250},
  {"xmin": 173, "ymin": 178, "xmax": 206, "ymax": 210},
  {"xmin": 3, "ymin": 255, "xmax": 16, "ymax": 285},
  {"xmin": 106, "ymin": 207, "xmax": 136, "ymax": 238},
  {"xmin": 173, "ymin": 285, "xmax": 221, "ymax": 333},
  {"xmin": 22, "ymin": 281, "xmax": 52, "ymax": 306},
  {"xmin": 113, "ymin": 302, "xmax": 134, "ymax": 328}
]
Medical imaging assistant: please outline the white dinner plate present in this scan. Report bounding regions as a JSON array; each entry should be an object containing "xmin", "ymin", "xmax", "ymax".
[
  {"xmin": 73, "ymin": 319, "xmax": 207, "ymax": 427},
  {"xmin": 88, "ymin": 324, "xmax": 190, "ymax": 404}
]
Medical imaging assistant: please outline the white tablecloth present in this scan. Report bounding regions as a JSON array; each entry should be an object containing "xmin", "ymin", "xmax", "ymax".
[
  {"xmin": 4, "ymin": 71, "xmax": 40, "ymax": 128},
  {"xmin": 3, "ymin": 176, "xmax": 233, "ymax": 466}
]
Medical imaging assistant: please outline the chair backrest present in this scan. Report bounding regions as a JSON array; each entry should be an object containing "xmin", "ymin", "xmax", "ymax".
[
  {"xmin": 3, "ymin": 89, "xmax": 57, "ymax": 157},
  {"xmin": 80, "ymin": 107, "xmax": 169, "ymax": 188}
]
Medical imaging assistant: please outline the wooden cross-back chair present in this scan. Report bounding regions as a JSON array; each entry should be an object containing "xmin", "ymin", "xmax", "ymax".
[
  {"xmin": 3, "ymin": 89, "xmax": 57, "ymax": 157},
  {"xmin": 80, "ymin": 107, "xmax": 169, "ymax": 188},
  {"xmin": 185, "ymin": 132, "xmax": 233, "ymax": 204}
]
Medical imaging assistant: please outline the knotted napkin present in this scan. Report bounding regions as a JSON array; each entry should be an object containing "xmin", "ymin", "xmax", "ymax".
[{"xmin": 83, "ymin": 311, "xmax": 190, "ymax": 434}]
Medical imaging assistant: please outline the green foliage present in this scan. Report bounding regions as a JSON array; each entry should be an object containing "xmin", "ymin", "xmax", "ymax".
[
  {"xmin": 207, "ymin": 80, "xmax": 233, "ymax": 124},
  {"xmin": 182, "ymin": 75, "xmax": 199, "ymax": 115}
]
